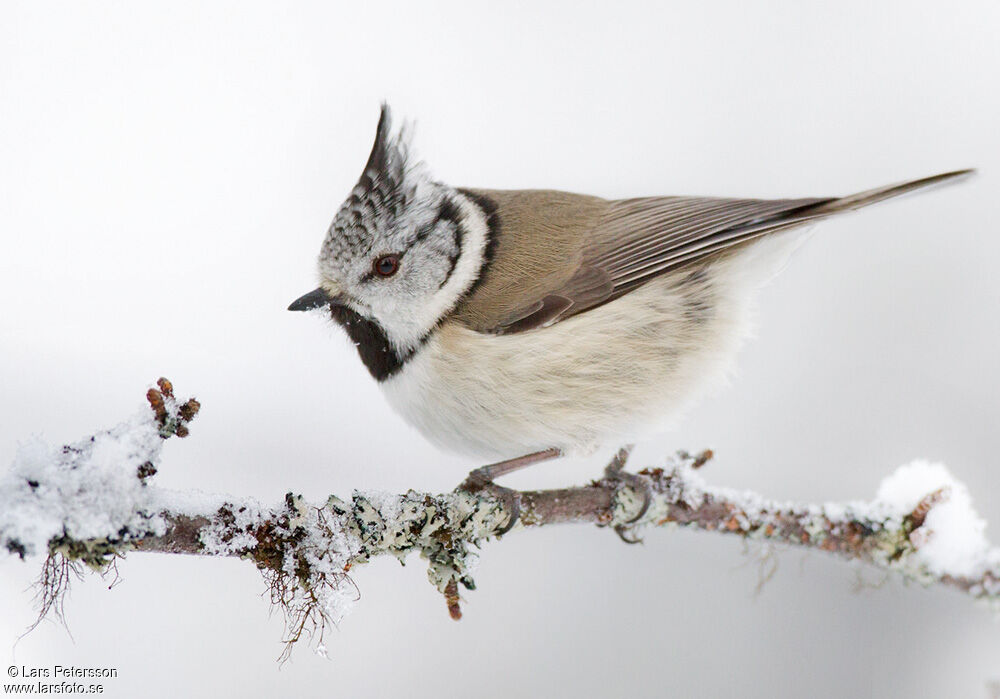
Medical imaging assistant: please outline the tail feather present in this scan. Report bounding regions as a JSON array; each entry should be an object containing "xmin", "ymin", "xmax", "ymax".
[
  {"xmin": 642, "ymin": 168, "xmax": 977, "ymax": 281},
  {"xmin": 807, "ymin": 169, "xmax": 975, "ymax": 216}
]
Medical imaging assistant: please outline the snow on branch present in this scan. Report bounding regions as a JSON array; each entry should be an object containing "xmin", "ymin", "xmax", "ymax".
[{"xmin": 1, "ymin": 379, "xmax": 998, "ymax": 657}]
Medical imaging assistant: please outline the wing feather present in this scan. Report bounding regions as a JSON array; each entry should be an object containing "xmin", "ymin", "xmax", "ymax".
[
  {"xmin": 492, "ymin": 195, "xmax": 827, "ymax": 331},
  {"xmin": 458, "ymin": 171, "xmax": 972, "ymax": 334}
]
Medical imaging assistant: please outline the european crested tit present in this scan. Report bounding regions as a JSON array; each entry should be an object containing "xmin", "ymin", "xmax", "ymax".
[{"xmin": 290, "ymin": 105, "xmax": 970, "ymax": 484}]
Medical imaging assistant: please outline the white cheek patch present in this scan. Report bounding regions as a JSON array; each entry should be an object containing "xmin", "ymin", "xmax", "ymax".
[{"xmin": 378, "ymin": 191, "xmax": 490, "ymax": 351}]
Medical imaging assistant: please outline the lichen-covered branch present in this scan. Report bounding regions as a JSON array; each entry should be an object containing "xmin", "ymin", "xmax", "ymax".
[{"xmin": 1, "ymin": 379, "xmax": 998, "ymax": 658}]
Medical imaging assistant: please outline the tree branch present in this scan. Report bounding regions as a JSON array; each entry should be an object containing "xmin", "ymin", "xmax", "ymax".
[{"xmin": 2, "ymin": 379, "xmax": 998, "ymax": 658}]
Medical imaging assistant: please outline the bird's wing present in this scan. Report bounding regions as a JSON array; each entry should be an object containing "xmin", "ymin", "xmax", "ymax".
[{"xmin": 451, "ymin": 171, "xmax": 971, "ymax": 334}]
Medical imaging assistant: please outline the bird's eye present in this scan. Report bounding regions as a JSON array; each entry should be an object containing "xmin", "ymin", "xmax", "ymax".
[{"xmin": 373, "ymin": 254, "xmax": 400, "ymax": 278}]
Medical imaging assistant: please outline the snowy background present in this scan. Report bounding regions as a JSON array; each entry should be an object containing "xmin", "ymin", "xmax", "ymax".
[{"xmin": 2, "ymin": 1, "xmax": 999, "ymax": 697}]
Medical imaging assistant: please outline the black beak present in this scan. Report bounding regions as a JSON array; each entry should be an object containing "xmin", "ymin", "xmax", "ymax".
[{"xmin": 288, "ymin": 288, "xmax": 333, "ymax": 311}]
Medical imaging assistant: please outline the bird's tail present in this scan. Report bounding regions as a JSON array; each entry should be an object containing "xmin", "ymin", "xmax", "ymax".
[
  {"xmin": 805, "ymin": 169, "xmax": 975, "ymax": 216},
  {"xmin": 721, "ymin": 168, "xmax": 976, "ymax": 247}
]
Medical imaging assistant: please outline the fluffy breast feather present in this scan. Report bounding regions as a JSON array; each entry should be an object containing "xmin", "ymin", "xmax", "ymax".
[{"xmin": 381, "ymin": 232, "xmax": 807, "ymax": 458}]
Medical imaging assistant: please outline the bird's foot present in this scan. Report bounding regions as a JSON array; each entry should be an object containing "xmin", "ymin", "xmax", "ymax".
[
  {"xmin": 601, "ymin": 445, "xmax": 652, "ymax": 544},
  {"xmin": 458, "ymin": 476, "xmax": 522, "ymax": 537},
  {"xmin": 458, "ymin": 448, "xmax": 562, "ymax": 537}
]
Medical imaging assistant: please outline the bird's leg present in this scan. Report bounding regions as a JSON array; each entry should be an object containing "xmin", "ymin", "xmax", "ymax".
[
  {"xmin": 462, "ymin": 448, "xmax": 562, "ymax": 487},
  {"xmin": 602, "ymin": 444, "xmax": 652, "ymax": 544},
  {"xmin": 459, "ymin": 447, "xmax": 563, "ymax": 536}
]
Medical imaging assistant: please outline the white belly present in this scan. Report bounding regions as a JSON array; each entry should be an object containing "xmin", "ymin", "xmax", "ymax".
[{"xmin": 381, "ymin": 234, "xmax": 803, "ymax": 458}]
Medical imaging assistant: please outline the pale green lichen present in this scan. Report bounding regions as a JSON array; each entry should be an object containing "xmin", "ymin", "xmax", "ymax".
[{"xmin": 192, "ymin": 486, "xmax": 512, "ymax": 656}]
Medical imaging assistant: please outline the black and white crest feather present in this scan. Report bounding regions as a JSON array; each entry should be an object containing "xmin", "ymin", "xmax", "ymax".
[{"xmin": 321, "ymin": 105, "xmax": 425, "ymax": 265}]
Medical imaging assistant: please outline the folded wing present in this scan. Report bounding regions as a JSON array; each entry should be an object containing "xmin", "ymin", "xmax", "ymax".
[{"xmin": 456, "ymin": 171, "xmax": 971, "ymax": 334}]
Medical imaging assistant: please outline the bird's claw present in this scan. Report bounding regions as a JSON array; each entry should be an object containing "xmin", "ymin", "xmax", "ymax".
[
  {"xmin": 614, "ymin": 524, "xmax": 644, "ymax": 545},
  {"xmin": 458, "ymin": 474, "xmax": 521, "ymax": 537},
  {"xmin": 599, "ymin": 445, "xmax": 652, "ymax": 543},
  {"xmin": 457, "ymin": 449, "xmax": 562, "ymax": 538},
  {"xmin": 604, "ymin": 445, "xmax": 652, "ymax": 524}
]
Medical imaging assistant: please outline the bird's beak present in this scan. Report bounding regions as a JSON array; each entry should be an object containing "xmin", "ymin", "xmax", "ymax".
[{"xmin": 288, "ymin": 288, "xmax": 337, "ymax": 311}]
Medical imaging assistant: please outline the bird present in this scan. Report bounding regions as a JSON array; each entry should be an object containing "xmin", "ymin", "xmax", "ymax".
[{"xmin": 289, "ymin": 104, "xmax": 971, "ymax": 530}]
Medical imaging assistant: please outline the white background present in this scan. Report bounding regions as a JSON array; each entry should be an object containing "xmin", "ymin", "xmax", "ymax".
[{"xmin": 2, "ymin": 1, "xmax": 999, "ymax": 697}]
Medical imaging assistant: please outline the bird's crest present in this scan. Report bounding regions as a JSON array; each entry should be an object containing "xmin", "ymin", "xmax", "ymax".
[{"xmin": 324, "ymin": 104, "xmax": 431, "ymax": 260}]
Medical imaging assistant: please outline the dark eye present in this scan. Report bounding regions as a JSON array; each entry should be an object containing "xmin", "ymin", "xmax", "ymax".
[{"xmin": 373, "ymin": 254, "xmax": 400, "ymax": 278}]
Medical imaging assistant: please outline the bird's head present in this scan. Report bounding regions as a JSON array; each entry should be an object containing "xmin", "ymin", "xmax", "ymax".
[{"xmin": 289, "ymin": 105, "xmax": 491, "ymax": 376}]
